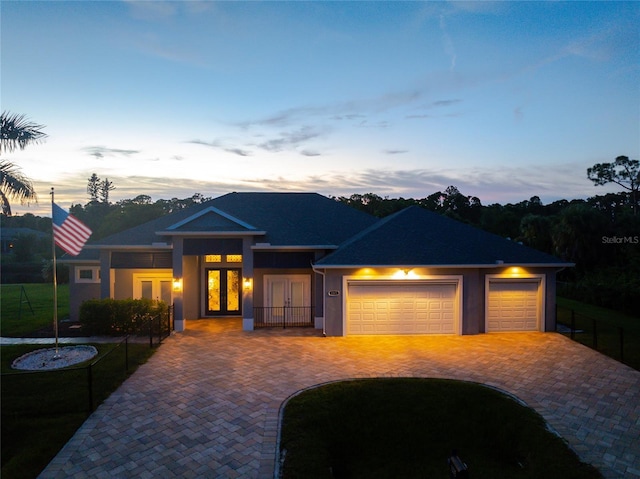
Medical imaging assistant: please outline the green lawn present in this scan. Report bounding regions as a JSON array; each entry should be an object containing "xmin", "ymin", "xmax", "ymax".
[
  {"xmin": 281, "ymin": 378, "xmax": 603, "ymax": 479},
  {"xmin": 1, "ymin": 342, "xmax": 155, "ymax": 479},
  {"xmin": 557, "ymin": 296, "xmax": 640, "ymax": 370},
  {"xmin": 1, "ymin": 283, "xmax": 70, "ymax": 337}
]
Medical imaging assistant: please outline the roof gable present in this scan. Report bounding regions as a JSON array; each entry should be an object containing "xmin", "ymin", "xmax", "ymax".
[
  {"xmin": 165, "ymin": 206, "xmax": 258, "ymax": 232},
  {"xmin": 316, "ymin": 206, "xmax": 571, "ymax": 267}
]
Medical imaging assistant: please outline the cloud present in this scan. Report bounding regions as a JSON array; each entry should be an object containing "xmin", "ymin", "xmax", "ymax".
[
  {"xmin": 330, "ymin": 114, "xmax": 367, "ymax": 121},
  {"xmin": 517, "ymin": 18, "xmax": 637, "ymax": 80},
  {"xmin": 356, "ymin": 120, "xmax": 390, "ymax": 129},
  {"xmin": 384, "ymin": 149, "xmax": 408, "ymax": 155},
  {"xmin": 280, "ymin": 164, "xmax": 601, "ymax": 205},
  {"xmin": 300, "ymin": 150, "xmax": 321, "ymax": 157},
  {"xmin": 225, "ymin": 148, "xmax": 252, "ymax": 157},
  {"xmin": 123, "ymin": 0, "xmax": 178, "ymax": 20},
  {"xmin": 513, "ymin": 106, "xmax": 524, "ymax": 122},
  {"xmin": 238, "ymin": 89, "xmax": 424, "ymax": 129},
  {"xmin": 123, "ymin": 0, "xmax": 215, "ymax": 21},
  {"xmin": 187, "ymin": 139, "xmax": 252, "ymax": 157},
  {"xmin": 257, "ymin": 126, "xmax": 327, "ymax": 153},
  {"xmin": 82, "ymin": 146, "xmax": 140, "ymax": 159},
  {"xmin": 16, "ymin": 160, "xmax": 603, "ymax": 218},
  {"xmin": 439, "ymin": 14, "xmax": 457, "ymax": 71},
  {"xmin": 430, "ymin": 99, "xmax": 462, "ymax": 108},
  {"xmin": 406, "ymin": 98, "xmax": 463, "ymax": 119}
]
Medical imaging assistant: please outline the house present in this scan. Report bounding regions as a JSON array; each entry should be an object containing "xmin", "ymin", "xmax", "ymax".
[
  {"xmin": 0, "ymin": 227, "xmax": 49, "ymax": 255},
  {"xmin": 65, "ymin": 192, "xmax": 572, "ymax": 336}
]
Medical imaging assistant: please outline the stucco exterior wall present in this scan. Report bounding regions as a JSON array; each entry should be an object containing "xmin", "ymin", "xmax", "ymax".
[
  {"xmin": 67, "ymin": 264, "xmax": 101, "ymax": 322},
  {"xmin": 183, "ymin": 255, "xmax": 200, "ymax": 320}
]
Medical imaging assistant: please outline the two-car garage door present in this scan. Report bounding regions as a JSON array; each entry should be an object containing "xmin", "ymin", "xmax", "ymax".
[{"xmin": 347, "ymin": 282, "xmax": 458, "ymax": 335}]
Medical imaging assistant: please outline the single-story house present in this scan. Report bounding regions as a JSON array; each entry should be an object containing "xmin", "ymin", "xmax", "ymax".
[
  {"xmin": 64, "ymin": 192, "xmax": 572, "ymax": 336},
  {"xmin": 1, "ymin": 227, "xmax": 49, "ymax": 254}
]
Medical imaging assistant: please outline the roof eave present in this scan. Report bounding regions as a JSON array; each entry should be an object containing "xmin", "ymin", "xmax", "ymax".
[
  {"xmin": 157, "ymin": 230, "xmax": 266, "ymax": 237},
  {"xmin": 57, "ymin": 258, "xmax": 101, "ymax": 264},
  {"xmin": 313, "ymin": 262, "xmax": 575, "ymax": 269},
  {"xmin": 252, "ymin": 244, "xmax": 338, "ymax": 251},
  {"xmin": 84, "ymin": 244, "xmax": 173, "ymax": 250}
]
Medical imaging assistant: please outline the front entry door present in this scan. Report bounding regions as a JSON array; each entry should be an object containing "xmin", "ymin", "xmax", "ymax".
[{"xmin": 206, "ymin": 268, "xmax": 241, "ymax": 316}]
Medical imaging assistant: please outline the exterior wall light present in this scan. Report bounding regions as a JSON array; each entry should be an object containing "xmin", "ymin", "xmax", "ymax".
[
  {"xmin": 243, "ymin": 277, "xmax": 253, "ymax": 290},
  {"xmin": 392, "ymin": 268, "xmax": 418, "ymax": 279},
  {"xmin": 508, "ymin": 267, "xmax": 523, "ymax": 276},
  {"xmin": 172, "ymin": 278, "xmax": 183, "ymax": 292}
]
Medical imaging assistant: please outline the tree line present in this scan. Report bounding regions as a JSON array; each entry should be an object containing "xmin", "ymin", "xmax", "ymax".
[{"xmin": 3, "ymin": 179, "xmax": 638, "ymax": 314}]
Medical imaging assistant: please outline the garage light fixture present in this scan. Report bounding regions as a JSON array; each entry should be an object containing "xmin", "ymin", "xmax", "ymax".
[
  {"xmin": 393, "ymin": 268, "xmax": 418, "ymax": 279},
  {"xmin": 508, "ymin": 267, "xmax": 523, "ymax": 276},
  {"xmin": 172, "ymin": 278, "xmax": 183, "ymax": 292}
]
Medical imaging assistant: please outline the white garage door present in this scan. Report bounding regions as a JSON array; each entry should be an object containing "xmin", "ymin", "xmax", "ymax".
[
  {"xmin": 487, "ymin": 281, "xmax": 539, "ymax": 332},
  {"xmin": 347, "ymin": 282, "xmax": 457, "ymax": 335}
]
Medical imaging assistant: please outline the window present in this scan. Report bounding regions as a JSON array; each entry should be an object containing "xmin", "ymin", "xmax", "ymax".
[
  {"xmin": 76, "ymin": 267, "xmax": 100, "ymax": 283},
  {"xmin": 205, "ymin": 254, "xmax": 242, "ymax": 263}
]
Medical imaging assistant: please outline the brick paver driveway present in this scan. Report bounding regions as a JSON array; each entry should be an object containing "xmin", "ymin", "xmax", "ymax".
[{"xmin": 39, "ymin": 319, "xmax": 640, "ymax": 479}]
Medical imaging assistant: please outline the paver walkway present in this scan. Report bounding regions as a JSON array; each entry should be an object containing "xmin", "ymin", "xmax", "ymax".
[{"xmin": 37, "ymin": 319, "xmax": 640, "ymax": 478}]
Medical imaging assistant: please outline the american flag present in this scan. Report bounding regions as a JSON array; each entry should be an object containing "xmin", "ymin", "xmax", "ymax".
[{"xmin": 52, "ymin": 203, "xmax": 92, "ymax": 256}]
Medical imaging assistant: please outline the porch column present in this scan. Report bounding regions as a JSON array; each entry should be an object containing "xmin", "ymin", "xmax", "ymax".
[
  {"xmin": 172, "ymin": 238, "xmax": 185, "ymax": 332},
  {"xmin": 242, "ymin": 237, "xmax": 254, "ymax": 331},
  {"xmin": 99, "ymin": 250, "xmax": 111, "ymax": 299}
]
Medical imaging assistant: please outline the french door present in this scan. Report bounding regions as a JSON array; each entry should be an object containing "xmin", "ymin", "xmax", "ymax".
[
  {"xmin": 263, "ymin": 274, "xmax": 311, "ymax": 323},
  {"xmin": 133, "ymin": 274, "xmax": 172, "ymax": 304},
  {"xmin": 206, "ymin": 268, "xmax": 241, "ymax": 316}
]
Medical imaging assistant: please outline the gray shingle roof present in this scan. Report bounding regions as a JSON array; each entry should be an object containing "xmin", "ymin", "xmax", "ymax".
[
  {"xmin": 88, "ymin": 192, "xmax": 378, "ymax": 248},
  {"xmin": 315, "ymin": 205, "xmax": 571, "ymax": 267}
]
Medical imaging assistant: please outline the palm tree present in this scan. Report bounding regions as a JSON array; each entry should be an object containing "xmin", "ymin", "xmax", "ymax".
[
  {"xmin": 1, "ymin": 111, "xmax": 48, "ymax": 154},
  {"xmin": 0, "ymin": 161, "xmax": 38, "ymax": 215},
  {"xmin": 0, "ymin": 111, "xmax": 47, "ymax": 215}
]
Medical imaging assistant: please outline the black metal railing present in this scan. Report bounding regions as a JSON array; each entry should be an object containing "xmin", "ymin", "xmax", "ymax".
[{"xmin": 254, "ymin": 306, "xmax": 314, "ymax": 329}]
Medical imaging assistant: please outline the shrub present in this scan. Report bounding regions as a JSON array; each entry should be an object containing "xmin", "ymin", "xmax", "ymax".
[{"xmin": 80, "ymin": 298, "xmax": 168, "ymax": 336}]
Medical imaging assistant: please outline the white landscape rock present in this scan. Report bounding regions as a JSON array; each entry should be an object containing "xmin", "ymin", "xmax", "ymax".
[{"xmin": 11, "ymin": 345, "xmax": 98, "ymax": 370}]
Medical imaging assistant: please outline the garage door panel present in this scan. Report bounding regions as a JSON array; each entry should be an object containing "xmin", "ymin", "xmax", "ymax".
[
  {"xmin": 347, "ymin": 282, "xmax": 457, "ymax": 335},
  {"xmin": 487, "ymin": 281, "xmax": 540, "ymax": 332}
]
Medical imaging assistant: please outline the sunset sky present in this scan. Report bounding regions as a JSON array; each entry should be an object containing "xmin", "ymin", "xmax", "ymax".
[{"xmin": 2, "ymin": 1, "xmax": 639, "ymax": 217}]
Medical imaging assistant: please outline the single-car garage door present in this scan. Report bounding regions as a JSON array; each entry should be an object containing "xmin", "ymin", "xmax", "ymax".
[
  {"xmin": 347, "ymin": 282, "xmax": 458, "ymax": 335},
  {"xmin": 487, "ymin": 281, "xmax": 540, "ymax": 332}
]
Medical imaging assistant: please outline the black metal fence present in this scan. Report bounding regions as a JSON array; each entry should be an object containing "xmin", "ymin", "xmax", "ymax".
[
  {"xmin": 2, "ymin": 312, "xmax": 174, "ymax": 417},
  {"xmin": 142, "ymin": 303, "xmax": 174, "ymax": 347},
  {"xmin": 556, "ymin": 305, "xmax": 639, "ymax": 371},
  {"xmin": 254, "ymin": 306, "xmax": 314, "ymax": 328}
]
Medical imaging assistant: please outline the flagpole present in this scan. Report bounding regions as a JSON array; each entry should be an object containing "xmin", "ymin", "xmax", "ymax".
[{"xmin": 51, "ymin": 187, "xmax": 60, "ymax": 358}]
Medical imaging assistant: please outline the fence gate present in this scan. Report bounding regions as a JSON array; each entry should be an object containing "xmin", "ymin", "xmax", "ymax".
[{"xmin": 253, "ymin": 307, "xmax": 314, "ymax": 328}]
